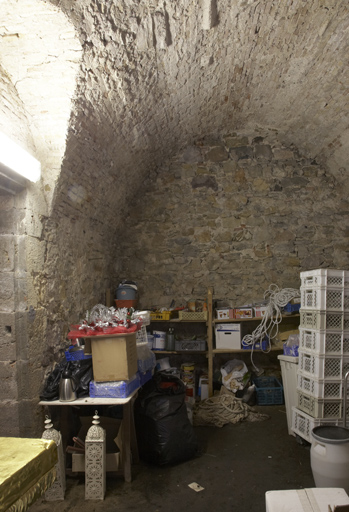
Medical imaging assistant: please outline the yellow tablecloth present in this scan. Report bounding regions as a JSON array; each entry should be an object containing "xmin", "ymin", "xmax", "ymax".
[{"xmin": 0, "ymin": 437, "xmax": 57, "ymax": 512}]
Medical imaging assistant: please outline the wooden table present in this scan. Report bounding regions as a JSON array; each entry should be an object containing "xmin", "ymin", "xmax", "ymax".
[{"xmin": 39, "ymin": 389, "xmax": 139, "ymax": 483}]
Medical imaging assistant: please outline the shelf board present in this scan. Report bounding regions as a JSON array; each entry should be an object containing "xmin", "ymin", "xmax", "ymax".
[
  {"xmin": 213, "ymin": 314, "xmax": 300, "ymax": 324},
  {"xmin": 213, "ymin": 344, "xmax": 284, "ymax": 354},
  {"xmin": 151, "ymin": 318, "xmax": 207, "ymax": 323},
  {"xmin": 152, "ymin": 350, "xmax": 208, "ymax": 354}
]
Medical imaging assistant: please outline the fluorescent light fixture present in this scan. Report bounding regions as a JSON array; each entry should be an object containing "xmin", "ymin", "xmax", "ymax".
[{"xmin": 0, "ymin": 131, "xmax": 41, "ymax": 182}]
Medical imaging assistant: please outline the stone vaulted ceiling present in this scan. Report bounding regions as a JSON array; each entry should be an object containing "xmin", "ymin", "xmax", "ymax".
[{"xmin": 1, "ymin": 0, "xmax": 348, "ymax": 217}]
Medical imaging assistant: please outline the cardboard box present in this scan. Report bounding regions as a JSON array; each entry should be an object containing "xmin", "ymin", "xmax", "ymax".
[
  {"xmin": 89, "ymin": 332, "xmax": 138, "ymax": 381},
  {"xmin": 254, "ymin": 306, "xmax": 268, "ymax": 317},
  {"xmin": 234, "ymin": 307, "xmax": 254, "ymax": 319},
  {"xmin": 215, "ymin": 323, "xmax": 241, "ymax": 349},
  {"xmin": 216, "ymin": 308, "xmax": 230, "ymax": 320},
  {"xmin": 72, "ymin": 416, "xmax": 122, "ymax": 473}
]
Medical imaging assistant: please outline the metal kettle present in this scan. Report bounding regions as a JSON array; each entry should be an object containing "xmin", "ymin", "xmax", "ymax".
[{"xmin": 59, "ymin": 369, "xmax": 77, "ymax": 402}]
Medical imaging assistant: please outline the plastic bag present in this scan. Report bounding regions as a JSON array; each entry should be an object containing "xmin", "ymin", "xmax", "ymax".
[
  {"xmin": 283, "ymin": 333, "xmax": 300, "ymax": 356},
  {"xmin": 134, "ymin": 373, "xmax": 199, "ymax": 465},
  {"xmin": 137, "ymin": 342, "xmax": 156, "ymax": 373},
  {"xmin": 40, "ymin": 359, "xmax": 93, "ymax": 401},
  {"xmin": 40, "ymin": 361, "xmax": 67, "ymax": 401},
  {"xmin": 70, "ymin": 359, "xmax": 93, "ymax": 397},
  {"xmin": 221, "ymin": 359, "xmax": 249, "ymax": 393}
]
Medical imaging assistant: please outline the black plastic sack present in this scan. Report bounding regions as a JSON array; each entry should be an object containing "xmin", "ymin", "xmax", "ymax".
[
  {"xmin": 40, "ymin": 359, "xmax": 93, "ymax": 401},
  {"xmin": 70, "ymin": 359, "xmax": 93, "ymax": 398},
  {"xmin": 134, "ymin": 373, "xmax": 199, "ymax": 465},
  {"xmin": 40, "ymin": 361, "xmax": 66, "ymax": 401}
]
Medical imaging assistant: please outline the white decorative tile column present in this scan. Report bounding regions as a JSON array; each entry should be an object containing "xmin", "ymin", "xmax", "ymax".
[
  {"xmin": 85, "ymin": 411, "xmax": 106, "ymax": 500},
  {"xmin": 41, "ymin": 416, "xmax": 66, "ymax": 500}
]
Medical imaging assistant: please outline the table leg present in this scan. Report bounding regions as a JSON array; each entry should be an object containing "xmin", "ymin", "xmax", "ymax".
[
  {"xmin": 122, "ymin": 401, "xmax": 132, "ymax": 483},
  {"xmin": 130, "ymin": 397, "xmax": 139, "ymax": 464}
]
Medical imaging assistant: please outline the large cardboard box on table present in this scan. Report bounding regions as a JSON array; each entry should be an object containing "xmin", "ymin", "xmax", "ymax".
[{"xmin": 87, "ymin": 332, "xmax": 138, "ymax": 382}]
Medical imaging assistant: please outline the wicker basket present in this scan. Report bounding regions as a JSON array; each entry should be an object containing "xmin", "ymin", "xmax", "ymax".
[{"xmin": 178, "ymin": 311, "xmax": 208, "ymax": 321}]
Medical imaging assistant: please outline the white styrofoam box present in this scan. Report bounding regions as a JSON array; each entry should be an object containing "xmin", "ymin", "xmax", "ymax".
[
  {"xmin": 297, "ymin": 371, "xmax": 346, "ymax": 400},
  {"xmin": 300, "ymin": 285, "xmax": 349, "ymax": 311},
  {"xmin": 299, "ymin": 327, "xmax": 349, "ymax": 356},
  {"xmin": 278, "ymin": 355, "xmax": 299, "ymax": 436},
  {"xmin": 291, "ymin": 406, "xmax": 341, "ymax": 443},
  {"xmin": 297, "ymin": 390, "xmax": 344, "ymax": 419},
  {"xmin": 215, "ymin": 323, "xmax": 241, "ymax": 350},
  {"xmin": 298, "ymin": 350, "xmax": 349, "ymax": 379},
  {"xmin": 300, "ymin": 268, "xmax": 349, "ymax": 288},
  {"xmin": 299, "ymin": 309, "xmax": 349, "ymax": 331},
  {"xmin": 266, "ymin": 487, "xmax": 349, "ymax": 512}
]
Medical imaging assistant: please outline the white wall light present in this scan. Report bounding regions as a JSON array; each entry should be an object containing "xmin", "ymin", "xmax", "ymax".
[{"xmin": 0, "ymin": 131, "xmax": 41, "ymax": 183}]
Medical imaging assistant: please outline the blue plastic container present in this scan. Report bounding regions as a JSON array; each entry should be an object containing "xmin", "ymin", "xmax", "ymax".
[
  {"xmin": 283, "ymin": 302, "xmax": 301, "ymax": 314},
  {"xmin": 242, "ymin": 337, "xmax": 269, "ymax": 351},
  {"xmin": 65, "ymin": 346, "xmax": 92, "ymax": 362},
  {"xmin": 116, "ymin": 281, "xmax": 138, "ymax": 300},
  {"xmin": 89, "ymin": 373, "xmax": 140, "ymax": 398},
  {"xmin": 252, "ymin": 376, "xmax": 284, "ymax": 405}
]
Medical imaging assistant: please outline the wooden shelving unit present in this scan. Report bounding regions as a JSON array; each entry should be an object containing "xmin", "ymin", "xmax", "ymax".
[{"xmin": 150, "ymin": 288, "xmax": 299, "ymax": 397}]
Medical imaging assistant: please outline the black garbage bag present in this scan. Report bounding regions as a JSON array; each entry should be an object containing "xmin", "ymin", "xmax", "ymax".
[
  {"xmin": 134, "ymin": 373, "xmax": 199, "ymax": 465},
  {"xmin": 40, "ymin": 359, "xmax": 93, "ymax": 401},
  {"xmin": 40, "ymin": 361, "xmax": 66, "ymax": 401},
  {"xmin": 70, "ymin": 359, "xmax": 93, "ymax": 398}
]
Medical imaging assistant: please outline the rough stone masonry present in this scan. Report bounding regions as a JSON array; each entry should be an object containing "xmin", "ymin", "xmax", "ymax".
[{"xmin": 0, "ymin": 0, "xmax": 348, "ymax": 437}]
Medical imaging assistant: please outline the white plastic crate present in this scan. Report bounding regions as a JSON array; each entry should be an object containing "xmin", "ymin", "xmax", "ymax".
[
  {"xmin": 297, "ymin": 371, "xmax": 346, "ymax": 400},
  {"xmin": 300, "ymin": 269, "xmax": 349, "ymax": 288},
  {"xmin": 298, "ymin": 350, "xmax": 349, "ymax": 379},
  {"xmin": 291, "ymin": 406, "xmax": 341, "ymax": 443},
  {"xmin": 300, "ymin": 286, "xmax": 349, "ymax": 311},
  {"xmin": 299, "ymin": 327, "xmax": 349, "ymax": 355},
  {"xmin": 278, "ymin": 355, "xmax": 299, "ymax": 436},
  {"xmin": 299, "ymin": 309, "xmax": 349, "ymax": 331},
  {"xmin": 297, "ymin": 390, "xmax": 344, "ymax": 419}
]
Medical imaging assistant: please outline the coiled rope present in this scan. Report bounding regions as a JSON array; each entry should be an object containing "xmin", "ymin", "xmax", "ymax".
[
  {"xmin": 242, "ymin": 284, "xmax": 300, "ymax": 372},
  {"xmin": 193, "ymin": 391, "xmax": 269, "ymax": 427}
]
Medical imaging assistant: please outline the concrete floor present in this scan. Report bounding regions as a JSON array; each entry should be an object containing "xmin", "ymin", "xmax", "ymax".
[{"xmin": 30, "ymin": 404, "xmax": 315, "ymax": 512}]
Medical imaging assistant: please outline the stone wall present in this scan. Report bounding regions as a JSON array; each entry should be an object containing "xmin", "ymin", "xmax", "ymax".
[{"xmin": 116, "ymin": 131, "xmax": 349, "ymax": 309}]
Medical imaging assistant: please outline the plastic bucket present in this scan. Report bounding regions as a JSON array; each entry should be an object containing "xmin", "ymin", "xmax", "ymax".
[
  {"xmin": 153, "ymin": 331, "xmax": 166, "ymax": 350},
  {"xmin": 147, "ymin": 335, "xmax": 154, "ymax": 350},
  {"xmin": 311, "ymin": 425, "xmax": 349, "ymax": 494},
  {"xmin": 116, "ymin": 283, "xmax": 137, "ymax": 300}
]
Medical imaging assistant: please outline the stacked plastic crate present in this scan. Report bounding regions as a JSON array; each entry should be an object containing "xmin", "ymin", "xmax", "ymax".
[{"xmin": 292, "ymin": 269, "xmax": 349, "ymax": 443}]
